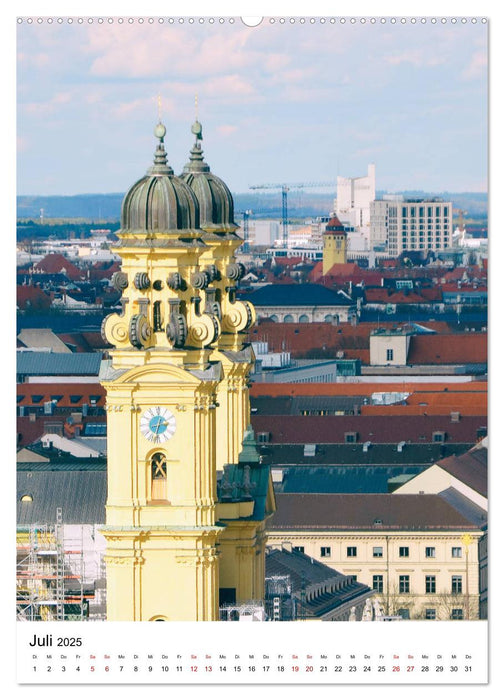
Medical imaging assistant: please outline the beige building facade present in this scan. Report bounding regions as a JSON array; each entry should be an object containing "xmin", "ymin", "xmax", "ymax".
[
  {"xmin": 267, "ymin": 493, "xmax": 482, "ymax": 620},
  {"xmin": 369, "ymin": 327, "xmax": 413, "ymax": 366},
  {"xmin": 370, "ymin": 197, "xmax": 453, "ymax": 256}
]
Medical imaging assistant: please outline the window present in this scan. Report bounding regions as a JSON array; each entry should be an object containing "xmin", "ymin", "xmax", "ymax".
[
  {"xmin": 373, "ymin": 575, "xmax": 384, "ymax": 593},
  {"xmin": 373, "ymin": 546, "xmax": 383, "ymax": 558},
  {"xmin": 399, "ymin": 575, "xmax": 410, "ymax": 593},
  {"xmin": 386, "ymin": 349, "xmax": 394, "ymax": 361},
  {"xmin": 347, "ymin": 546, "xmax": 357, "ymax": 557},
  {"xmin": 219, "ymin": 588, "xmax": 236, "ymax": 606},
  {"xmin": 399, "ymin": 546, "xmax": 409, "ymax": 558},
  {"xmin": 293, "ymin": 546, "xmax": 304, "ymax": 554},
  {"xmin": 452, "ymin": 547, "xmax": 462, "ymax": 558},
  {"xmin": 451, "ymin": 609, "xmax": 464, "ymax": 620},
  {"xmin": 425, "ymin": 547, "xmax": 436, "ymax": 558},
  {"xmin": 425, "ymin": 576, "xmax": 436, "ymax": 594},
  {"xmin": 452, "ymin": 576, "xmax": 463, "ymax": 594},
  {"xmin": 425, "ymin": 609, "xmax": 436, "ymax": 620},
  {"xmin": 151, "ymin": 452, "xmax": 167, "ymax": 501},
  {"xmin": 344, "ymin": 432, "xmax": 358, "ymax": 443},
  {"xmin": 320, "ymin": 547, "xmax": 331, "ymax": 558},
  {"xmin": 397, "ymin": 608, "xmax": 410, "ymax": 620},
  {"xmin": 432, "ymin": 431, "xmax": 445, "ymax": 443}
]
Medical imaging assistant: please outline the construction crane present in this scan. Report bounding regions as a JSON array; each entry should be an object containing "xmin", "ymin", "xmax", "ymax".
[
  {"xmin": 249, "ymin": 181, "xmax": 334, "ymax": 245},
  {"xmin": 236, "ymin": 210, "xmax": 253, "ymax": 253}
]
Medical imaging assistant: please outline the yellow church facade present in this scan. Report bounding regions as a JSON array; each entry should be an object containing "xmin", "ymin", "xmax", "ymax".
[{"xmin": 100, "ymin": 118, "xmax": 275, "ymax": 621}]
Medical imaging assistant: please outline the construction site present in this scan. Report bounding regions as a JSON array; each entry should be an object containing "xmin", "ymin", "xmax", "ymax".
[{"xmin": 16, "ymin": 508, "xmax": 106, "ymax": 622}]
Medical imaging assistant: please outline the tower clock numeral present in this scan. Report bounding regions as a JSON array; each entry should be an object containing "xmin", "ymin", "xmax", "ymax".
[{"xmin": 140, "ymin": 407, "xmax": 177, "ymax": 443}]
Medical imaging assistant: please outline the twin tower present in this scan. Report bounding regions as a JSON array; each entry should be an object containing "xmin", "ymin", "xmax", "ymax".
[{"xmin": 100, "ymin": 119, "xmax": 274, "ymax": 621}]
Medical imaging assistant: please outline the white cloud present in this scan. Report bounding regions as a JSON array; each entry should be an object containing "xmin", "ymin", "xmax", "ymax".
[
  {"xmin": 385, "ymin": 49, "xmax": 445, "ymax": 68},
  {"xmin": 462, "ymin": 51, "xmax": 487, "ymax": 80},
  {"xmin": 216, "ymin": 124, "xmax": 238, "ymax": 136}
]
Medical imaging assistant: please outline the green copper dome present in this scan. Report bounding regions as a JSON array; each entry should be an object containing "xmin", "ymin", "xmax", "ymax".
[
  {"xmin": 180, "ymin": 121, "xmax": 237, "ymax": 233},
  {"xmin": 119, "ymin": 122, "xmax": 201, "ymax": 234}
]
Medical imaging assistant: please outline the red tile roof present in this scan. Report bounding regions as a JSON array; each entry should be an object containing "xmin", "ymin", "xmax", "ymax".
[
  {"xmin": 16, "ymin": 286, "xmax": 52, "ymax": 311},
  {"xmin": 17, "ymin": 415, "xmax": 106, "ymax": 447},
  {"xmin": 33, "ymin": 254, "xmax": 82, "ymax": 280},
  {"xmin": 247, "ymin": 320, "xmax": 483, "ymax": 362},
  {"xmin": 360, "ymin": 404, "xmax": 486, "ymax": 417},
  {"xmin": 407, "ymin": 333, "xmax": 487, "ymax": 364},
  {"xmin": 17, "ymin": 383, "xmax": 105, "ymax": 407},
  {"xmin": 250, "ymin": 381, "xmax": 487, "ymax": 398},
  {"xmin": 250, "ymin": 414, "xmax": 486, "ymax": 445},
  {"xmin": 435, "ymin": 446, "xmax": 487, "ymax": 497},
  {"xmin": 268, "ymin": 493, "xmax": 480, "ymax": 530},
  {"xmin": 364, "ymin": 288, "xmax": 438, "ymax": 304}
]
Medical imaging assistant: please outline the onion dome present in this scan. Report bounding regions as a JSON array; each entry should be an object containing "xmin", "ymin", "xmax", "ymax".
[
  {"xmin": 324, "ymin": 216, "xmax": 347, "ymax": 235},
  {"xmin": 119, "ymin": 121, "xmax": 201, "ymax": 234},
  {"xmin": 180, "ymin": 120, "xmax": 237, "ymax": 233}
]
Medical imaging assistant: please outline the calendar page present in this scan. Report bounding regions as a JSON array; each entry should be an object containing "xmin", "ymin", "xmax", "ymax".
[{"xmin": 13, "ymin": 2, "xmax": 493, "ymax": 692}]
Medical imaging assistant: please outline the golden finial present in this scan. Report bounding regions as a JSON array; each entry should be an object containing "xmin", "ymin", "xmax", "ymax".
[
  {"xmin": 154, "ymin": 94, "xmax": 166, "ymax": 141},
  {"xmin": 191, "ymin": 94, "xmax": 203, "ymax": 142}
]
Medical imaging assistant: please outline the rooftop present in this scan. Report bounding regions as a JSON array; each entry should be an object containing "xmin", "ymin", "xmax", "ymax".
[
  {"xmin": 244, "ymin": 284, "xmax": 355, "ymax": 307},
  {"xmin": 268, "ymin": 493, "xmax": 481, "ymax": 531}
]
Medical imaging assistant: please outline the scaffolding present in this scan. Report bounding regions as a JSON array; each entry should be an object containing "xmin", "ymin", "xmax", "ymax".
[
  {"xmin": 219, "ymin": 601, "xmax": 267, "ymax": 622},
  {"xmin": 16, "ymin": 508, "xmax": 93, "ymax": 621}
]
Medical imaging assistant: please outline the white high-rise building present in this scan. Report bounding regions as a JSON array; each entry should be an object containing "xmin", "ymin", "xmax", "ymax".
[
  {"xmin": 370, "ymin": 196, "xmax": 453, "ymax": 256},
  {"xmin": 334, "ymin": 164, "xmax": 376, "ymax": 234}
]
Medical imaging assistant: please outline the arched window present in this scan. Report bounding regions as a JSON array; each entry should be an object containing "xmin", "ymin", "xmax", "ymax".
[
  {"xmin": 269, "ymin": 314, "xmax": 279, "ymax": 322},
  {"xmin": 151, "ymin": 452, "xmax": 167, "ymax": 501},
  {"xmin": 298, "ymin": 314, "xmax": 309, "ymax": 323},
  {"xmin": 284, "ymin": 314, "xmax": 294, "ymax": 323}
]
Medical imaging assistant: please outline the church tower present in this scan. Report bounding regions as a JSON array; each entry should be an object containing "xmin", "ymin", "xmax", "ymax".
[
  {"xmin": 180, "ymin": 118, "xmax": 256, "ymax": 469},
  {"xmin": 100, "ymin": 121, "xmax": 228, "ymax": 621},
  {"xmin": 322, "ymin": 215, "xmax": 347, "ymax": 274},
  {"xmin": 100, "ymin": 118, "xmax": 272, "ymax": 621}
]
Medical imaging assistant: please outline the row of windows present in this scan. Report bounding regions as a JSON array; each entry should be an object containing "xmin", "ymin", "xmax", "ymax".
[
  {"xmin": 373, "ymin": 574, "xmax": 463, "ymax": 594},
  {"xmin": 397, "ymin": 608, "xmax": 464, "ymax": 620},
  {"xmin": 305, "ymin": 546, "xmax": 464, "ymax": 559}
]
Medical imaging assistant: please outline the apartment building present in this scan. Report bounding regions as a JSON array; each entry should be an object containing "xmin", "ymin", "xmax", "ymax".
[{"xmin": 370, "ymin": 197, "xmax": 453, "ymax": 256}]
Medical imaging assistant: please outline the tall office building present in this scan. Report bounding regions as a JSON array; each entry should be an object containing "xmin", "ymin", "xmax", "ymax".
[
  {"xmin": 370, "ymin": 197, "xmax": 453, "ymax": 256},
  {"xmin": 334, "ymin": 164, "xmax": 376, "ymax": 234}
]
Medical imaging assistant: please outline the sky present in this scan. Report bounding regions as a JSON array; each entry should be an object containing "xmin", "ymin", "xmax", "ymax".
[{"xmin": 16, "ymin": 13, "xmax": 488, "ymax": 198}]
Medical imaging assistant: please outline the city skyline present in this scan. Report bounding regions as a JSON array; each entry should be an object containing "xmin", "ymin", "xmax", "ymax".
[{"xmin": 17, "ymin": 16, "xmax": 488, "ymax": 197}]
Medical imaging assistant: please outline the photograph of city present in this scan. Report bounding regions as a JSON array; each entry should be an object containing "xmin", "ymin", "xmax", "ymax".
[{"xmin": 16, "ymin": 15, "xmax": 488, "ymax": 628}]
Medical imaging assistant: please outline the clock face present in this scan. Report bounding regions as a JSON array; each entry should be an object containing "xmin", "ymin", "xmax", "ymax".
[{"xmin": 140, "ymin": 407, "xmax": 176, "ymax": 443}]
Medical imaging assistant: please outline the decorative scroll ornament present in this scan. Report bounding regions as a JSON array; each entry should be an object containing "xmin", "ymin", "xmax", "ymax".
[
  {"xmin": 166, "ymin": 313, "xmax": 188, "ymax": 348},
  {"xmin": 221, "ymin": 300, "xmax": 255, "ymax": 333},
  {"xmin": 129, "ymin": 314, "xmax": 153, "ymax": 348},
  {"xmin": 111, "ymin": 271, "xmax": 129, "ymax": 291},
  {"xmin": 134, "ymin": 272, "xmax": 151, "ymax": 290},
  {"xmin": 191, "ymin": 270, "xmax": 210, "ymax": 290},
  {"xmin": 167, "ymin": 272, "xmax": 183, "ymax": 290},
  {"xmin": 226, "ymin": 262, "xmax": 245, "ymax": 281},
  {"xmin": 187, "ymin": 313, "xmax": 220, "ymax": 347},
  {"xmin": 101, "ymin": 313, "xmax": 129, "ymax": 347}
]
